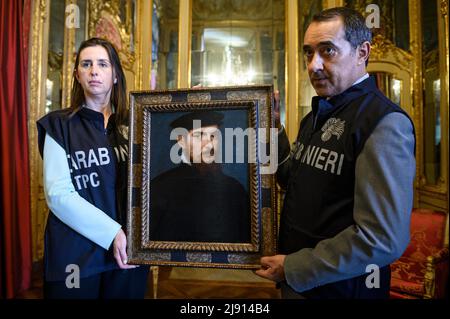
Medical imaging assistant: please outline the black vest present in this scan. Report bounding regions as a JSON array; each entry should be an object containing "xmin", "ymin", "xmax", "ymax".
[
  {"xmin": 37, "ymin": 107, "xmax": 128, "ymax": 281},
  {"xmin": 279, "ymin": 77, "xmax": 413, "ymax": 298}
]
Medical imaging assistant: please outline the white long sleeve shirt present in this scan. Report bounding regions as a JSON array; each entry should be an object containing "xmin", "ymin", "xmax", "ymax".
[{"xmin": 43, "ymin": 133, "xmax": 121, "ymax": 250}]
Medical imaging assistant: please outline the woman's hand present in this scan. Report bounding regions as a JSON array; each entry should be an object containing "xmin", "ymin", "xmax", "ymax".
[{"xmin": 113, "ymin": 229, "xmax": 139, "ymax": 269}]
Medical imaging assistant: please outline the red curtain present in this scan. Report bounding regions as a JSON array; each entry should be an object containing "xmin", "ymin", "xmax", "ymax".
[{"xmin": 0, "ymin": 0, "xmax": 32, "ymax": 298}]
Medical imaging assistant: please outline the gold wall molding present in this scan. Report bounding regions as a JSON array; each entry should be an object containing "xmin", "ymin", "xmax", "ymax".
[
  {"xmin": 370, "ymin": 34, "xmax": 413, "ymax": 69},
  {"xmin": 409, "ymin": 0, "xmax": 422, "ymax": 208},
  {"xmin": 28, "ymin": 0, "xmax": 51, "ymax": 262},
  {"xmin": 441, "ymin": 0, "xmax": 448, "ymax": 16},
  {"xmin": 323, "ymin": 0, "xmax": 344, "ymax": 9},
  {"xmin": 135, "ymin": 0, "xmax": 152, "ymax": 90},
  {"xmin": 178, "ymin": 0, "xmax": 192, "ymax": 88},
  {"xmin": 423, "ymin": 49, "xmax": 440, "ymax": 70},
  {"xmin": 285, "ymin": 0, "xmax": 299, "ymax": 142},
  {"xmin": 62, "ymin": 0, "xmax": 76, "ymax": 108}
]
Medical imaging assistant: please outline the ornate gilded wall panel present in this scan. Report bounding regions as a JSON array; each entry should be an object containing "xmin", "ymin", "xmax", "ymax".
[
  {"xmin": 28, "ymin": 0, "xmax": 50, "ymax": 262},
  {"xmin": 88, "ymin": 0, "xmax": 136, "ymax": 90}
]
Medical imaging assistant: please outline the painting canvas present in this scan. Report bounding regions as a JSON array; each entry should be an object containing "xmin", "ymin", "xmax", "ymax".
[{"xmin": 127, "ymin": 85, "xmax": 277, "ymax": 269}]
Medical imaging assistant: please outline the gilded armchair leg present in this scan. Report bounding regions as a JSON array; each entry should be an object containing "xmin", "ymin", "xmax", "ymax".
[
  {"xmin": 151, "ymin": 266, "xmax": 159, "ymax": 299},
  {"xmin": 423, "ymin": 256, "xmax": 435, "ymax": 299}
]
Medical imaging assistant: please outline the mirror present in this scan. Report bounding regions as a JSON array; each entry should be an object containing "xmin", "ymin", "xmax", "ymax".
[
  {"xmin": 371, "ymin": 72, "xmax": 402, "ymax": 105},
  {"xmin": 190, "ymin": 0, "xmax": 285, "ymax": 121},
  {"xmin": 45, "ymin": 0, "xmax": 65, "ymax": 113},
  {"xmin": 151, "ymin": 0, "xmax": 180, "ymax": 90},
  {"xmin": 297, "ymin": 0, "xmax": 322, "ymax": 128},
  {"xmin": 421, "ymin": 0, "xmax": 441, "ymax": 185}
]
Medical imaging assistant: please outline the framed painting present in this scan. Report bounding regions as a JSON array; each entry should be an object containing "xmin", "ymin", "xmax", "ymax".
[{"xmin": 127, "ymin": 85, "xmax": 277, "ymax": 269}]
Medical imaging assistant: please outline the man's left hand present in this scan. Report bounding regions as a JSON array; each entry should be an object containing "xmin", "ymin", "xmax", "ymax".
[{"xmin": 255, "ymin": 255, "xmax": 286, "ymax": 282}]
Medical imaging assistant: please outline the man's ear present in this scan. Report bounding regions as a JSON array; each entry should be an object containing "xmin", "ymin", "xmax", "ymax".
[{"xmin": 358, "ymin": 41, "xmax": 371, "ymax": 65}]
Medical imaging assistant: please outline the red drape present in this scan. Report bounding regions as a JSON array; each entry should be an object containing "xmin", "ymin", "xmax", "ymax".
[{"xmin": 0, "ymin": 0, "xmax": 32, "ymax": 298}]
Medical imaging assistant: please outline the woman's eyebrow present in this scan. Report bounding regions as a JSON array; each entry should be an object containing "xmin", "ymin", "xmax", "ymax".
[
  {"xmin": 80, "ymin": 58, "xmax": 111, "ymax": 63},
  {"xmin": 96, "ymin": 58, "xmax": 111, "ymax": 64}
]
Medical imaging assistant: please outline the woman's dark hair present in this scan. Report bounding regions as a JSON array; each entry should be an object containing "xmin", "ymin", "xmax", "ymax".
[{"xmin": 70, "ymin": 37, "xmax": 128, "ymax": 127}]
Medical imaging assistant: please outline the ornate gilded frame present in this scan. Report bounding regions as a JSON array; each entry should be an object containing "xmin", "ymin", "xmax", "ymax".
[{"xmin": 126, "ymin": 85, "xmax": 277, "ymax": 268}]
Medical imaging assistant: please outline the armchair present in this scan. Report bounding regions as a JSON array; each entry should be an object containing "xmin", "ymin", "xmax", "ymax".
[{"xmin": 390, "ymin": 208, "xmax": 448, "ymax": 299}]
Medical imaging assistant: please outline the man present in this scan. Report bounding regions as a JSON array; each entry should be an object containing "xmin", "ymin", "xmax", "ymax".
[
  {"xmin": 150, "ymin": 111, "xmax": 250, "ymax": 243},
  {"xmin": 255, "ymin": 7, "xmax": 416, "ymax": 298}
]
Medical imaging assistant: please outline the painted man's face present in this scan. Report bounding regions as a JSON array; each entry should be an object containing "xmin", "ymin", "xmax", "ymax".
[{"xmin": 178, "ymin": 125, "xmax": 220, "ymax": 163}]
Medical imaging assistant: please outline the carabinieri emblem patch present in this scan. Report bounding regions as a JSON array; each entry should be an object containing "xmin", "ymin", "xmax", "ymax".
[{"xmin": 321, "ymin": 118, "xmax": 345, "ymax": 142}]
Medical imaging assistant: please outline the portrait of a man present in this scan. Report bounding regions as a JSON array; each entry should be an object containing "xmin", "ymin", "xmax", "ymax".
[{"xmin": 149, "ymin": 110, "xmax": 251, "ymax": 243}]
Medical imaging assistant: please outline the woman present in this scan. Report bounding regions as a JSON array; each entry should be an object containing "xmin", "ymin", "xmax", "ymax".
[{"xmin": 37, "ymin": 38, "xmax": 148, "ymax": 299}]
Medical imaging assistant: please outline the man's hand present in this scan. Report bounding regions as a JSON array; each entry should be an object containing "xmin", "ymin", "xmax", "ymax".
[
  {"xmin": 273, "ymin": 90, "xmax": 282, "ymax": 130},
  {"xmin": 255, "ymin": 254, "xmax": 286, "ymax": 283},
  {"xmin": 113, "ymin": 229, "xmax": 139, "ymax": 269}
]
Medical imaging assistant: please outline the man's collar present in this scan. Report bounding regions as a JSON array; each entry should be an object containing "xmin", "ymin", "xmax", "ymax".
[
  {"xmin": 312, "ymin": 75, "xmax": 377, "ymax": 122},
  {"xmin": 326, "ymin": 73, "xmax": 369, "ymax": 101},
  {"xmin": 327, "ymin": 74, "xmax": 375, "ymax": 108},
  {"xmin": 352, "ymin": 73, "xmax": 369, "ymax": 86}
]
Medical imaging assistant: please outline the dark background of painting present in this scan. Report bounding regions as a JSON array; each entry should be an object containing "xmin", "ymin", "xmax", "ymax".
[{"xmin": 149, "ymin": 108, "xmax": 250, "ymax": 192}]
